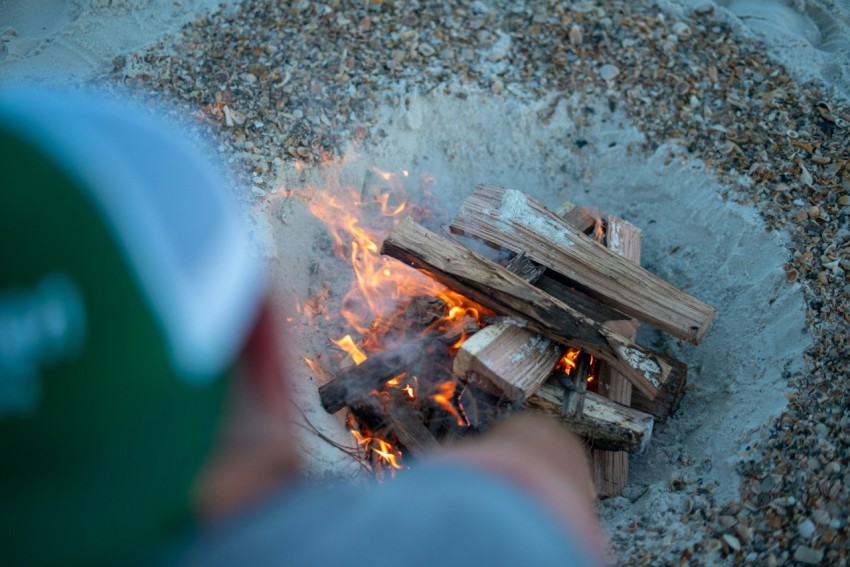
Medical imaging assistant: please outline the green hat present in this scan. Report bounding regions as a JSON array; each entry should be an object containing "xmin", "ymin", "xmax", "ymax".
[{"xmin": 0, "ymin": 88, "xmax": 264, "ymax": 564}]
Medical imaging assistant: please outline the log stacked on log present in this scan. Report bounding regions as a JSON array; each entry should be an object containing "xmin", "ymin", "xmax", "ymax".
[{"xmin": 316, "ymin": 184, "xmax": 715, "ymax": 495}]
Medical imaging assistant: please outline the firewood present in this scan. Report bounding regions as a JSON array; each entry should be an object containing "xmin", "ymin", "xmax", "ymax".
[
  {"xmin": 450, "ymin": 185, "xmax": 715, "ymax": 345},
  {"xmin": 561, "ymin": 206, "xmax": 605, "ymax": 235},
  {"xmin": 591, "ymin": 215, "xmax": 641, "ymax": 498},
  {"xmin": 526, "ymin": 383, "xmax": 654, "ymax": 453},
  {"xmin": 381, "ymin": 217, "xmax": 677, "ymax": 399},
  {"xmin": 453, "ymin": 321, "xmax": 563, "ymax": 401},
  {"xmin": 386, "ymin": 399, "xmax": 440, "ymax": 457},
  {"xmin": 630, "ymin": 357, "xmax": 688, "ymax": 422},
  {"xmin": 503, "ymin": 252, "xmax": 546, "ymax": 284},
  {"xmin": 319, "ymin": 352, "xmax": 408, "ymax": 413}
]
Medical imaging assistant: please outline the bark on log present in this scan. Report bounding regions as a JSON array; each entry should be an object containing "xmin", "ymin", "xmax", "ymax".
[
  {"xmin": 526, "ymin": 383, "xmax": 654, "ymax": 453},
  {"xmin": 453, "ymin": 321, "xmax": 563, "ymax": 401},
  {"xmin": 450, "ymin": 185, "xmax": 715, "ymax": 345},
  {"xmin": 381, "ymin": 217, "xmax": 676, "ymax": 399}
]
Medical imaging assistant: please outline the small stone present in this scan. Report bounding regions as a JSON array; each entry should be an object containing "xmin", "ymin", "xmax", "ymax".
[
  {"xmin": 808, "ymin": 206, "xmax": 820, "ymax": 218},
  {"xmin": 798, "ymin": 518, "xmax": 816, "ymax": 539},
  {"xmin": 241, "ymin": 72, "xmax": 258, "ymax": 84},
  {"xmin": 811, "ymin": 509, "xmax": 831, "ymax": 525},
  {"xmin": 793, "ymin": 545, "xmax": 824, "ymax": 564},
  {"xmin": 598, "ymin": 64, "xmax": 620, "ymax": 81},
  {"xmin": 838, "ymin": 195, "xmax": 849, "ymax": 206},
  {"xmin": 723, "ymin": 534, "xmax": 741, "ymax": 552},
  {"xmin": 418, "ymin": 43, "xmax": 435, "ymax": 57},
  {"xmin": 825, "ymin": 461, "xmax": 842, "ymax": 474}
]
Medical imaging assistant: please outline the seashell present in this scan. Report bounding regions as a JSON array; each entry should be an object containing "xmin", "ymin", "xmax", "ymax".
[
  {"xmin": 800, "ymin": 164, "xmax": 814, "ymax": 186},
  {"xmin": 786, "ymin": 129, "xmax": 799, "ymax": 139},
  {"xmin": 418, "ymin": 43, "xmax": 436, "ymax": 57},
  {"xmin": 723, "ymin": 534, "xmax": 742, "ymax": 552}
]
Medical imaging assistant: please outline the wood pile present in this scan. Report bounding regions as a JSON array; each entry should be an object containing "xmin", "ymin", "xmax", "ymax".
[{"xmin": 317, "ymin": 184, "xmax": 715, "ymax": 497}]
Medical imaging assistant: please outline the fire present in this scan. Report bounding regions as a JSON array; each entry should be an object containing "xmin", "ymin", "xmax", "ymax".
[
  {"xmin": 293, "ymin": 165, "xmax": 489, "ymax": 353},
  {"xmin": 432, "ymin": 380, "xmax": 467, "ymax": 427},
  {"xmin": 386, "ymin": 373, "xmax": 417, "ymax": 400},
  {"xmin": 557, "ymin": 348, "xmax": 598, "ymax": 384},
  {"xmin": 558, "ymin": 348, "xmax": 581, "ymax": 374},
  {"xmin": 332, "ymin": 334, "xmax": 367, "ymax": 365},
  {"xmin": 292, "ymin": 163, "xmax": 482, "ymax": 471},
  {"xmin": 350, "ymin": 428, "xmax": 403, "ymax": 471}
]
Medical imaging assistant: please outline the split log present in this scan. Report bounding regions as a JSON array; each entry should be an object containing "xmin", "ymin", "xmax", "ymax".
[
  {"xmin": 453, "ymin": 321, "xmax": 563, "ymax": 401},
  {"xmin": 386, "ymin": 400, "xmax": 440, "ymax": 457},
  {"xmin": 504, "ymin": 252, "xmax": 546, "ymax": 283},
  {"xmin": 561, "ymin": 206, "xmax": 606, "ymax": 236},
  {"xmin": 450, "ymin": 185, "xmax": 715, "ymax": 345},
  {"xmin": 591, "ymin": 215, "xmax": 641, "ymax": 498},
  {"xmin": 381, "ymin": 217, "xmax": 677, "ymax": 399},
  {"xmin": 526, "ymin": 383, "xmax": 654, "ymax": 453},
  {"xmin": 630, "ymin": 357, "xmax": 688, "ymax": 422}
]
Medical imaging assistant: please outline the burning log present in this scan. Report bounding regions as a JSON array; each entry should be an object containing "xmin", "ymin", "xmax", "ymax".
[
  {"xmin": 526, "ymin": 383, "xmax": 654, "ymax": 453},
  {"xmin": 453, "ymin": 321, "xmax": 563, "ymax": 402},
  {"xmin": 450, "ymin": 185, "xmax": 715, "ymax": 345},
  {"xmin": 560, "ymin": 352, "xmax": 591, "ymax": 418},
  {"xmin": 386, "ymin": 399, "xmax": 440, "ymax": 457},
  {"xmin": 319, "ymin": 352, "xmax": 408, "ymax": 414},
  {"xmin": 381, "ymin": 217, "xmax": 678, "ymax": 400}
]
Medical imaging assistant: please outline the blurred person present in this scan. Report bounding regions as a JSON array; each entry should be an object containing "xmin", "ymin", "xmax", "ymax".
[{"xmin": 0, "ymin": 88, "xmax": 606, "ymax": 566}]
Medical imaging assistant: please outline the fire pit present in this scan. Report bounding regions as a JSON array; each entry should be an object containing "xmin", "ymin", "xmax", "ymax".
[{"xmin": 268, "ymin": 91, "xmax": 808, "ymax": 519}]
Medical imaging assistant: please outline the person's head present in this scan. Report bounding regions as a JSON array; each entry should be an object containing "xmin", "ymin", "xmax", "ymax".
[{"xmin": 0, "ymin": 88, "xmax": 295, "ymax": 564}]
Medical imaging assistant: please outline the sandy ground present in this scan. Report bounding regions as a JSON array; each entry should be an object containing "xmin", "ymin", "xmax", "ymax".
[{"xmin": 2, "ymin": 0, "xmax": 848, "ymax": 564}]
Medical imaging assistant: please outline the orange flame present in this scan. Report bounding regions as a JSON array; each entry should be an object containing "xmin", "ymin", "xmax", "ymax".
[
  {"xmin": 332, "ymin": 334, "xmax": 368, "ymax": 365},
  {"xmin": 557, "ymin": 348, "xmax": 582, "ymax": 374},
  {"xmin": 351, "ymin": 428, "xmax": 403, "ymax": 470},
  {"xmin": 295, "ymin": 168, "xmax": 488, "ymax": 351},
  {"xmin": 432, "ymin": 380, "xmax": 467, "ymax": 426}
]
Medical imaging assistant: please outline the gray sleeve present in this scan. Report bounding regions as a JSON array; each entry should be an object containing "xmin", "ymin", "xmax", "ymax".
[{"xmin": 179, "ymin": 463, "xmax": 601, "ymax": 567}]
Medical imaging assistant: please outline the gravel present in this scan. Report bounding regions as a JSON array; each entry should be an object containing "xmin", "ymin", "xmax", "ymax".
[{"xmin": 98, "ymin": 0, "xmax": 850, "ymax": 564}]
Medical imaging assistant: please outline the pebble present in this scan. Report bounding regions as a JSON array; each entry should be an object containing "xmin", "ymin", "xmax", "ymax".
[
  {"xmin": 793, "ymin": 545, "xmax": 824, "ymax": 564},
  {"xmin": 598, "ymin": 63, "xmax": 620, "ymax": 81},
  {"xmin": 798, "ymin": 518, "xmax": 816, "ymax": 539}
]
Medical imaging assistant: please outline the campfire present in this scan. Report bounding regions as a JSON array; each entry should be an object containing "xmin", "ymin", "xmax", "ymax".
[{"xmin": 298, "ymin": 169, "xmax": 715, "ymax": 496}]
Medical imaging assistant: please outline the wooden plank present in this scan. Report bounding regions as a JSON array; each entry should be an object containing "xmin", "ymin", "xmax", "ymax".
[
  {"xmin": 453, "ymin": 321, "xmax": 563, "ymax": 401},
  {"xmin": 450, "ymin": 185, "xmax": 715, "ymax": 345},
  {"xmin": 526, "ymin": 383, "xmax": 654, "ymax": 453},
  {"xmin": 381, "ymin": 217, "xmax": 680, "ymax": 399}
]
